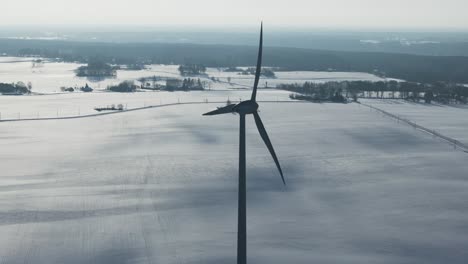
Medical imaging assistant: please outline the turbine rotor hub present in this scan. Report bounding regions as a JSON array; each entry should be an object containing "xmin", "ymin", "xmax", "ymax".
[{"xmin": 234, "ymin": 100, "xmax": 259, "ymax": 115}]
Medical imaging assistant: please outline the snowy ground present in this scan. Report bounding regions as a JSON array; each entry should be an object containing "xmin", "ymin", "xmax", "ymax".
[
  {"xmin": 361, "ymin": 99, "xmax": 468, "ymax": 145},
  {"xmin": 0, "ymin": 90, "xmax": 292, "ymax": 120},
  {"xmin": 1, "ymin": 102, "xmax": 468, "ymax": 264},
  {"xmin": 0, "ymin": 59, "xmax": 182, "ymax": 93},
  {"xmin": 205, "ymin": 68, "xmax": 392, "ymax": 89},
  {"xmin": 0, "ymin": 57, "xmax": 390, "ymax": 93}
]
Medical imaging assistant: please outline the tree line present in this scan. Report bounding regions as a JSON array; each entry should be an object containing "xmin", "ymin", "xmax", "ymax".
[
  {"xmin": 278, "ymin": 81, "xmax": 468, "ymax": 104},
  {"xmin": 106, "ymin": 78, "xmax": 205, "ymax": 93}
]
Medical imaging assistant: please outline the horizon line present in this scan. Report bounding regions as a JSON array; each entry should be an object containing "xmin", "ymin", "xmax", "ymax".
[{"xmin": 1, "ymin": 24, "xmax": 468, "ymax": 33}]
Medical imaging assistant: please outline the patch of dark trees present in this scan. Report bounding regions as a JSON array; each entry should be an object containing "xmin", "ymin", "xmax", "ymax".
[
  {"xmin": 95, "ymin": 104, "xmax": 124, "ymax": 111},
  {"xmin": 165, "ymin": 78, "xmax": 205, "ymax": 91},
  {"xmin": 289, "ymin": 92, "xmax": 347, "ymax": 103},
  {"xmin": 107, "ymin": 81, "xmax": 138, "ymax": 93},
  {"xmin": 0, "ymin": 82, "xmax": 31, "ymax": 95},
  {"xmin": 139, "ymin": 76, "xmax": 163, "ymax": 90},
  {"xmin": 178, "ymin": 64, "xmax": 206, "ymax": 76},
  {"xmin": 279, "ymin": 81, "xmax": 468, "ymax": 104},
  {"xmin": 224, "ymin": 67, "xmax": 276, "ymax": 77},
  {"xmin": 4, "ymin": 38, "xmax": 468, "ymax": 83},
  {"xmin": 284, "ymin": 82, "xmax": 347, "ymax": 103},
  {"xmin": 60, "ymin": 83, "xmax": 93, "ymax": 93},
  {"xmin": 76, "ymin": 59, "xmax": 117, "ymax": 77}
]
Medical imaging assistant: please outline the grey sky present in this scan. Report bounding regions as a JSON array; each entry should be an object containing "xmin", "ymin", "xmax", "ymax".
[{"xmin": 2, "ymin": 0, "xmax": 468, "ymax": 29}]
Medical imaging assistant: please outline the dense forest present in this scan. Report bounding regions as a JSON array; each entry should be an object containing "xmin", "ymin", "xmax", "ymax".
[
  {"xmin": 279, "ymin": 81, "xmax": 468, "ymax": 104},
  {"xmin": 2, "ymin": 39, "xmax": 468, "ymax": 83}
]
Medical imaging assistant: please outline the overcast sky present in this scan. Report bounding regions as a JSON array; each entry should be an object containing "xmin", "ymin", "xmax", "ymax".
[{"xmin": 2, "ymin": 0, "xmax": 467, "ymax": 29}]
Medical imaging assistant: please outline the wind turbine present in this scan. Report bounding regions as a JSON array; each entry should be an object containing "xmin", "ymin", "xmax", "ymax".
[{"xmin": 203, "ymin": 23, "xmax": 285, "ymax": 264}]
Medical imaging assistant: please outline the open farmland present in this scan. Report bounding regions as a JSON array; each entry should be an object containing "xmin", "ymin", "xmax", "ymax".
[{"xmin": 1, "ymin": 102, "xmax": 468, "ymax": 264}]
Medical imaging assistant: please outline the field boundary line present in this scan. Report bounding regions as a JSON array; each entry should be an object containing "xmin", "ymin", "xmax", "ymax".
[
  {"xmin": 0, "ymin": 100, "xmax": 307, "ymax": 123},
  {"xmin": 359, "ymin": 102, "xmax": 468, "ymax": 153}
]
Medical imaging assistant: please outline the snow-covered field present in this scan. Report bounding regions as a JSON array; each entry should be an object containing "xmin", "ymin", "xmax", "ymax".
[
  {"xmin": 0, "ymin": 58, "xmax": 182, "ymax": 93},
  {"xmin": 205, "ymin": 68, "xmax": 392, "ymax": 89},
  {"xmin": 361, "ymin": 99, "xmax": 468, "ymax": 145},
  {"xmin": 0, "ymin": 57, "xmax": 389, "ymax": 93},
  {"xmin": 0, "ymin": 90, "xmax": 292, "ymax": 120},
  {"xmin": 1, "ymin": 102, "xmax": 468, "ymax": 264}
]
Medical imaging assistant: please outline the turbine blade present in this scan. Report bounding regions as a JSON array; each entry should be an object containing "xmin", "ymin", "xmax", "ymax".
[
  {"xmin": 251, "ymin": 22, "xmax": 263, "ymax": 102},
  {"xmin": 203, "ymin": 104, "xmax": 236, "ymax": 116},
  {"xmin": 253, "ymin": 111, "xmax": 285, "ymax": 185}
]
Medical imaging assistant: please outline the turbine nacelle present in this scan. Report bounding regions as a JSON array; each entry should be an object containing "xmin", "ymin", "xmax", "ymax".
[
  {"xmin": 202, "ymin": 100, "xmax": 259, "ymax": 116},
  {"xmin": 233, "ymin": 100, "xmax": 259, "ymax": 115}
]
